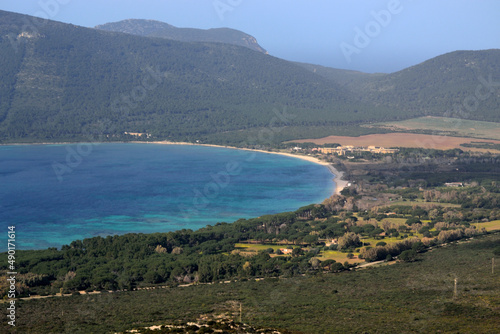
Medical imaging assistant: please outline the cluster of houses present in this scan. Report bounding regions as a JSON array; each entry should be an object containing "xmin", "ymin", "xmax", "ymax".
[
  {"xmin": 444, "ymin": 182, "xmax": 464, "ymax": 187},
  {"xmin": 124, "ymin": 131, "xmax": 152, "ymax": 138},
  {"xmin": 279, "ymin": 248, "xmax": 293, "ymax": 255},
  {"xmin": 312, "ymin": 145, "xmax": 399, "ymax": 156}
]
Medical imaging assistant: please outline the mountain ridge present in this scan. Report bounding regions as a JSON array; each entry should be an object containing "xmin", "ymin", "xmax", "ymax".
[
  {"xmin": 95, "ymin": 19, "xmax": 268, "ymax": 54},
  {"xmin": 0, "ymin": 10, "xmax": 384, "ymax": 144},
  {"xmin": 0, "ymin": 10, "xmax": 498, "ymax": 145}
]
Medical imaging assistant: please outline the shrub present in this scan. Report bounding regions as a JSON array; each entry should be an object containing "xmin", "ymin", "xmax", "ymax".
[
  {"xmin": 406, "ymin": 217, "xmax": 422, "ymax": 226},
  {"xmin": 493, "ymin": 246, "xmax": 500, "ymax": 256},
  {"xmin": 330, "ymin": 262, "xmax": 344, "ymax": 272}
]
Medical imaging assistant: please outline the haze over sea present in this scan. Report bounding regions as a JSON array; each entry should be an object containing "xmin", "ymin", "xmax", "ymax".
[{"xmin": 0, "ymin": 143, "xmax": 335, "ymax": 250}]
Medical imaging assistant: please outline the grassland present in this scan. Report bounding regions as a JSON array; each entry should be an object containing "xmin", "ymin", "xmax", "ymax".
[
  {"xmin": 234, "ymin": 243, "xmax": 285, "ymax": 257},
  {"xmin": 364, "ymin": 116, "xmax": 500, "ymax": 141},
  {"xmin": 474, "ymin": 220, "xmax": 500, "ymax": 232},
  {"xmin": 235, "ymin": 243, "xmax": 284, "ymax": 251},
  {"xmin": 317, "ymin": 250, "xmax": 359, "ymax": 264},
  {"xmin": 7, "ymin": 233, "xmax": 499, "ymax": 333}
]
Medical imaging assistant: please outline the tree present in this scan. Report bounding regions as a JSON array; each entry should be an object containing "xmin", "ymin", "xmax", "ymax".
[
  {"xmin": 171, "ymin": 247, "xmax": 183, "ymax": 255},
  {"xmin": 321, "ymin": 259, "xmax": 336, "ymax": 270},
  {"xmin": 309, "ymin": 258, "xmax": 321, "ymax": 269},
  {"xmin": 242, "ymin": 261, "xmax": 252, "ymax": 274},
  {"xmin": 144, "ymin": 271, "xmax": 161, "ymax": 284},
  {"xmin": 337, "ymin": 232, "xmax": 362, "ymax": 250},
  {"xmin": 399, "ymin": 250, "xmax": 417, "ymax": 262},
  {"xmin": 405, "ymin": 217, "xmax": 422, "ymax": 226},
  {"xmin": 411, "ymin": 241, "xmax": 425, "ymax": 253},
  {"xmin": 303, "ymin": 234, "xmax": 319, "ymax": 245},
  {"xmin": 292, "ymin": 247, "xmax": 303, "ymax": 257},
  {"xmin": 154, "ymin": 245, "xmax": 167, "ymax": 253}
]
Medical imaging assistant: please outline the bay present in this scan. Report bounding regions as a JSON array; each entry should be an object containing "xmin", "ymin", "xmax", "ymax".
[{"xmin": 0, "ymin": 143, "xmax": 335, "ymax": 250}]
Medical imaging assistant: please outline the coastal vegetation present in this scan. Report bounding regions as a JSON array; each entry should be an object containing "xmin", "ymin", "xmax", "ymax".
[{"xmin": 2, "ymin": 232, "xmax": 498, "ymax": 333}]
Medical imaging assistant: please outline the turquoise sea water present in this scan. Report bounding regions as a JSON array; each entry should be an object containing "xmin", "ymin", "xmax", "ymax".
[{"xmin": 0, "ymin": 143, "xmax": 335, "ymax": 250}]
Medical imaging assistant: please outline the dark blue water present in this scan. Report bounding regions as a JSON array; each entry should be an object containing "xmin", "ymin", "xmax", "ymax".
[{"xmin": 0, "ymin": 143, "xmax": 334, "ymax": 250}]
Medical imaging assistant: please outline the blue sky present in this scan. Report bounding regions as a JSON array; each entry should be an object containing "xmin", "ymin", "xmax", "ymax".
[{"xmin": 2, "ymin": 0, "xmax": 499, "ymax": 73}]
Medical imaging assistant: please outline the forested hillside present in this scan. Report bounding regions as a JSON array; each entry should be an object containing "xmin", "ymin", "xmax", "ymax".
[
  {"xmin": 1, "ymin": 10, "xmax": 498, "ymax": 145},
  {"xmin": 0, "ymin": 10, "xmax": 391, "ymax": 144},
  {"xmin": 299, "ymin": 49, "xmax": 500, "ymax": 122}
]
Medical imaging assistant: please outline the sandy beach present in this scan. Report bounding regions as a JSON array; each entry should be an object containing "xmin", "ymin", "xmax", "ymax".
[{"xmin": 146, "ymin": 140, "xmax": 349, "ymax": 196}]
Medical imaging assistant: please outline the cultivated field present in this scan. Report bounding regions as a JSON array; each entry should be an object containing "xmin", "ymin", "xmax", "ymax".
[
  {"xmin": 294, "ymin": 132, "xmax": 500, "ymax": 152},
  {"xmin": 365, "ymin": 116, "xmax": 500, "ymax": 140}
]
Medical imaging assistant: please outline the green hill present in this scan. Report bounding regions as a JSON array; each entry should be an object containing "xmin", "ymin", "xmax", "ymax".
[
  {"xmin": 298, "ymin": 49, "xmax": 500, "ymax": 122},
  {"xmin": 96, "ymin": 19, "xmax": 268, "ymax": 54},
  {"xmin": 0, "ymin": 10, "xmax": 391, "ymax": 144}
]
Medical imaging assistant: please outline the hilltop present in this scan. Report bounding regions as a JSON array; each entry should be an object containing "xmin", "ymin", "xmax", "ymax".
[
  {"xmin": 298, "ymin": 49, "xmax": 500, "ymax": 122},
  {"xmin": 96, "ymin": 19, "xmax": 268, "ymax": 54}
]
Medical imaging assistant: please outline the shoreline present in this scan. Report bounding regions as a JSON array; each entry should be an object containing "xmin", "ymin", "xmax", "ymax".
[{"xmin": 1, "ymin": 140, "xmax": 350, "ymax": 195}]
